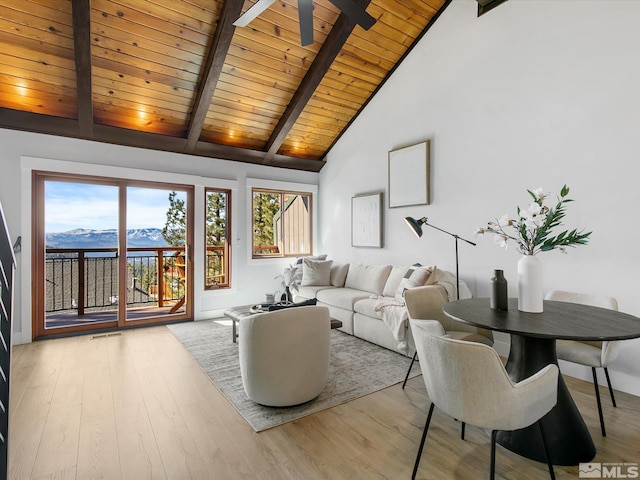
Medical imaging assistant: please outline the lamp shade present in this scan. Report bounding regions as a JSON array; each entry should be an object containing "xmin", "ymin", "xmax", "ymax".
[
  {"xmin": 404, "ymin": 216, "xmax": 426, "ymax": 238},
  {"xmin": 477, "ymin": 0, "xmax": 509, "ymax": 16}
]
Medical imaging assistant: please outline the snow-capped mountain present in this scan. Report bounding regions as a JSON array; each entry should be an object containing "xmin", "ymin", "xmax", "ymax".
[{"xmin": 46, "ymin": 228, "xmax": 168, "ymax": 249}]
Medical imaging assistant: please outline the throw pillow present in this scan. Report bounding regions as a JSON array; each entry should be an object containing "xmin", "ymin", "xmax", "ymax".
[
  {"xmin": 295, "ymin": 254, "xmax": 328, "ymax": 265},
  {"xmin": 394, "ymin": 264, "xmax": 433, "ymax": 302},
  {"xmin": 301, "ymin": 258, "xmax": 333, "ymax": 286},
  {"xmin": 424, "ymin": 266, "xmax": 438, "ymax": 285},
  {"xmin": 268, "ymin": 298, "xmax": 318, "ymax": 311},
  {"xmin": 330, "ymin": 263, "xmax": 349, "ymax": 287}
]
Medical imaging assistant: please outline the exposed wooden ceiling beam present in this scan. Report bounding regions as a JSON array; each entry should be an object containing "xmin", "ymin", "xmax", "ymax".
[
  {"xmin": 0, "ymin": 108, "xmax": 323, "ymax": 172},
  {"xmin": 321, "ymin": 0, "xmax": 454, "ymax": 161},
  {"xmin": 184, "ymin": 0, "xmax": 245, "ymax": 153},
  {"xmin": 263, "ymin": 0, "xmax": 372, "ymax": 163},
  {"xmin": 71, "ymin": 0, "xmax": 93, "ymax": 137}
]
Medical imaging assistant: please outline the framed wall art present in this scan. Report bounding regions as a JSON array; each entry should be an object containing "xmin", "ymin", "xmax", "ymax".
[
  {"xmin": 351, "ymin": 192, "xmax": 383, "ymax": 248},
  {"xmin": 388, "ymin": 140, "xmax": 430, "ymax": 208}
]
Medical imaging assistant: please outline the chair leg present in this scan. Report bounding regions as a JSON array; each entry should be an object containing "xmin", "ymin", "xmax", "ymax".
[
  {"xmin": 603, "ymin": 367, "xmax": 617, "ymax": 408},
  {"xmin": 537, "ymin": 421, "xmax": 556, "ymax": 480},
  {"xmin": 412, "ymin": 403, "xmax": 435, "ymax": 480},
  {"xmin": 490, "ymin": 430, "xmax": 497, "ymax": 480},
  {"xmin": 592, "ymin": 367, "xmax": 606, "ymax": 437},
  {"xmin": 461, "ymin": 422, "xmax": 466, "ymax": 440},
  {"xmin": 403, "ymin": 352, "xmax": 418, "ymax": 389}
]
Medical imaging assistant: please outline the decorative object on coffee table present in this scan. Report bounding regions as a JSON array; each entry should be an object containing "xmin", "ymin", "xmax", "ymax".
[
  {"xmin": 475, "ymin": 185, "xmax": 591, "ymax": 313},
  {"xmin": 275, "ymin": 266, "xmax": 296, "ymax": 301},
  {"xmin": 281, "ymin": 286, "xmax": 292, "ymax": 302}
]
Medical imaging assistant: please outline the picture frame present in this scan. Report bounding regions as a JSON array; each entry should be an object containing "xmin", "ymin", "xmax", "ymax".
[
  {"xmin": 351, "ymin": 192, "xmax": 383, "ymax": 248},
  {"xmin": 388, "ymin": 140, "xmax": 430, "ymax": 208}
]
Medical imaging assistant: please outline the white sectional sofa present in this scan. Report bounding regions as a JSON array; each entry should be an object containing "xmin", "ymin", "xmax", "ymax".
[{"xmin": 292, "ymin": 261, "xmax": 468, "ymax": 357}]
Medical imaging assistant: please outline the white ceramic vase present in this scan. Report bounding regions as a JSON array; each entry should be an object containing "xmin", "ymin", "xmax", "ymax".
[{"xmin": 517, "ymin": 255, "xmax": 543, "ymax": 313}]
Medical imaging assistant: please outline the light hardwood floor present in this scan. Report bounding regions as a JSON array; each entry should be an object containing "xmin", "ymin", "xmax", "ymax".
[{"xmin": 8, "ymin": 324, "xmax": 640, "ymax": 479}]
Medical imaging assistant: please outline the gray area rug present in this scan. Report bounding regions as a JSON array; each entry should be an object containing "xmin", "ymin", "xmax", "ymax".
[{"xmin": 168, "ymin": 319, "xmax": 419, "ymax": 432}]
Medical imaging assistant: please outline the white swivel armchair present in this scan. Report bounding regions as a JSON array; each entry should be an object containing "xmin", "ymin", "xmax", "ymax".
[
  {"xmin": 239, "ymin": 305, "xmax": 331, "ymax": 407},
  {"xmin": 545, "ymin": 290, "xmax": 620, "ymax": 437},
  {"xmin": 409, "ymin": 318, "xmax": 558, "ymax": 480}
]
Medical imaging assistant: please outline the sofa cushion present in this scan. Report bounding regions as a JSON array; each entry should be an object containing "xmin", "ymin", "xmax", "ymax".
[
  {"xmin": 395, "ymin": 265, "xmax": 433, "ymax": 302},
  {"xmin": 344, "ymin": 264, "xmax": 392, "ymax": 295},
  {"xmin": 301, "ymin": 258, "xmax": 332, "ymax": 286},
  {"xmin": 383, "ymin": 266, "xmax": 410, "ymax": 297},
  {"xmin": 316, "ymin": 287, "xmax": 371, "ymax": 310},
  {"xmin": 353, "ymin": 297, "xmax": 383, "ymax": 318},
  {"xmin": 295, "ymin": 285, "xmax": 333, "ymax": 301},
  {"xmin": 330, "ymin": 263, "xmax": 349, "ymax": 287}
]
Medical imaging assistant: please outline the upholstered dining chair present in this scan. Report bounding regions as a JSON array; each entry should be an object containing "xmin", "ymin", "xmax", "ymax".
[
  {"xmin": 402, "ymin": 286, "xmax": 494, "ymax": 393},
  {"xmin": 545, "ymin": 290, "xmax": 620, "ymax": 437},
  {"xmin": 239, "ymin": 305, "xmax": 331, "ymax": 407},
  {"xmin": 409, "ymin": 318, "xmax": 558, "ymax": 480}
]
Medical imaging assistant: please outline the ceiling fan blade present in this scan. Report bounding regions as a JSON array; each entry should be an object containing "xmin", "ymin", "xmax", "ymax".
[
  {"xmin": 328, "ymin": 0, "xmax": 376, "ymax": 30},
  {"xmin": 298, "ymin": 0, "xmax": 314, "ymax": 46},
  {"xmin": 233, "ymin": 0, "xmax": 276, "ymax": 27}
]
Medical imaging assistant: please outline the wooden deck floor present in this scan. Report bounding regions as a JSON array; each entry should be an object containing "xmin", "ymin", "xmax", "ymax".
[
  {"xmin": 45, "ymin": 304, "xmax": 185, "ymax": 328},
  {"xmin": 8, "ymin": 324, "xmax": 640, "ymax": 479}
]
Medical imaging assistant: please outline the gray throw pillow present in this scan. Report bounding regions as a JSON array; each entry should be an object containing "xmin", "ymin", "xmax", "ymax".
[
  {"xmin": 395, "ymin": 264, "xmax": 433, "ymax": 302},
  {"xmin": 330, "ymin": 263, "xmax": 350, "ymax": 287},
  {"xmin": 295, "ymin": 254, "xmax": 328, "ymax": 264},
  {"xmin": 301, "ymin": 258, "xmax": 333, "ymax": 286}
]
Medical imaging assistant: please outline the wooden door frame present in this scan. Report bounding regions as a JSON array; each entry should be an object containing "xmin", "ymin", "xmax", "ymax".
[{"xmin": 32, "ymin": 172, "xmax": 194, "ymax": 339}]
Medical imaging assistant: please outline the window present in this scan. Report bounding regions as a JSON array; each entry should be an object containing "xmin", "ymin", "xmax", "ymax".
[
  {"xmin": 205, "ymin": 188, "xmax": 231, "ymax": 289},
  {"xmin": 252, "ymin": 188, "xmax": 312, "ymax": 258}
]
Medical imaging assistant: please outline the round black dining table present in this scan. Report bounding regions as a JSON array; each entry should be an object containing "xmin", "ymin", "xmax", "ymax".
[{"xmin": 443, "ymin": 297, "xmax": 640, "ymax": 466}]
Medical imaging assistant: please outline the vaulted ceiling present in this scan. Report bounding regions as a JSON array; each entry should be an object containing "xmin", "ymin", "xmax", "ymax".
[{"xmin": 0, "ymin": 0, "xmax": 451, "ymax": 172}]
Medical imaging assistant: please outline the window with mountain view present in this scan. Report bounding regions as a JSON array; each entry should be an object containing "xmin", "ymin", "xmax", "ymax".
[
  {"xmin": 252, "ymin": 188, "xmax": 312, "ymax": 258},
  {"xmin": 205, "ymin": 189, "xmax": 230, "ymax": 289}
]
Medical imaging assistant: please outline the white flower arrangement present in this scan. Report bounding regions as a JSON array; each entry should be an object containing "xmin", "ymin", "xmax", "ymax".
[{"xmin": 475, "ymin": 185, "xmax": 591, "ymax": 256}]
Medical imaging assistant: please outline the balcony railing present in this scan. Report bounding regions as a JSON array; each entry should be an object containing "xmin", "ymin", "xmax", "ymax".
[{"xmin": 45, "ymin": 246, "xmax": 226, "ymax": 316}]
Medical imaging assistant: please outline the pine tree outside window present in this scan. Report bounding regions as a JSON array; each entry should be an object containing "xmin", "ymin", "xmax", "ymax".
[
  {"xmin": 252, "ymin": 188, "xmax": 312, "ymax": 258},
  {"xmin": 205, "ymin": 188, "xmax": 230, "ymax": 289}
]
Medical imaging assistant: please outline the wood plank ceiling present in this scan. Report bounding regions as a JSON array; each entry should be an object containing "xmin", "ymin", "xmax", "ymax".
[{"xmin": 0, "ymin": 0, "xmax": 450, "ymax": 172}]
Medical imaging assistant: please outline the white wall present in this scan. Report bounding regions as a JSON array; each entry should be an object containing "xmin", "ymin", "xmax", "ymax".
[
  {"xmin": 319, "ymin": 0, "xmax": 640, "ymax": 395},
  {"xmin": 0, "ymin": 129, "xmax": 318, "ymax": 344}
]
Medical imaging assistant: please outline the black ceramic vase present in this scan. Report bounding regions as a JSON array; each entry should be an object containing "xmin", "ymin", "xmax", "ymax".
[
  {"xmin": 490, "ymin": 269, "xmax": 508, "ymax": 310},
  {"xmin": 280, "ymin": 286, "xmax": 292, "ymax": 302}
]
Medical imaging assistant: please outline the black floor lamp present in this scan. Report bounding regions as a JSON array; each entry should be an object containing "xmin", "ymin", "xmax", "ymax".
[{"xmin": 401, "ymin": 216, "xmax": 476, "ymax": 389}]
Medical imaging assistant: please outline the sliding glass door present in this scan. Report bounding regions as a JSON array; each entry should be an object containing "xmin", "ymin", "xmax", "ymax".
[
  {"xmin": 33, "ymin": 173, "xmax": 193, "ymax": 338},
  {"xmin": 125, "ymin": 186, "xmax": 190, "ymax": 322},
  {"xmin": 41, "ymin": 180, "xmax": 120, "ymax": 331}
]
